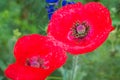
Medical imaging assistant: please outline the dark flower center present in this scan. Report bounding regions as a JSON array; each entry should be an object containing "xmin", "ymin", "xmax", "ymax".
[
  {"xmin": 71, "ymin": 22, "xmax": 89, "ymax": 39},
  {"xmin": 25, "ymin": 56, "xmax": 46, "ymax": 69}
]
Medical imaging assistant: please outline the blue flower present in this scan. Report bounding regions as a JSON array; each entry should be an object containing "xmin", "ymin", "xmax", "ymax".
[
  {"xmin": 46, "ymin": 0, "xmax": 75, "ymax": 20},
  {"xmin": 46, "ymin": 5, "xmax": 56, "ymax": 20},
  {"xmin": 46, "ymin": 0, "xmax": 59, "ymax": 3},
  {"xmin": 62, "ymin": 0, "xmax": 75, "ymax": 6},
  {"xmin": 48, "ymin": 13, "xmax": 54, "ymax": 20},
  {"xmin": 62, "ymin": 0, "xmax": 67, "ymax": 6},
  {"xmin": 68, "ymin": 1, "xmax": 75, "ymax": 4}
]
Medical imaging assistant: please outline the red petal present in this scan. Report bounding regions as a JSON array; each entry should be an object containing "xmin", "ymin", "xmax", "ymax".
[
  {"xmin": 5, "ymin": 63, "xmax": 52, "ymax": 80},
  {"xmin": 47, "ymin": 2, "xmax": 114, "ymax": 54},
  {"xmin": 14, "ymin": 34, "xmax": 67, "ymax": 68},
  {"xmin": 7, "ymin": 34, "xmax": 67, "ymax": 80}
]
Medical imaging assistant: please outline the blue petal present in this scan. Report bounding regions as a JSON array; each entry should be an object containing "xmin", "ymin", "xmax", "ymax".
[
  {"xmin": 49, "ymin": 5, "xmax": 54, "ymax": 8},
  {"xmin": 62, "ymin": 1, "xmax": 68, "ymax": 6},
  {"xmin": 48, "ymin": 8, "xmax": 55, "ymax": 13},
  {"xmin": 46, "ymin": 5, "xmax": 55, "ymax": 13},
  {"xmin": 48, "ymin": 13, "xmax": 53, "ymax": 20},
  {"xmin": 46, "ymin": 0, "xmax": 59, "ymax": 3},
  {"xmin": 68, "ymin": 1, "xmax": 75, "ymax": 4}
]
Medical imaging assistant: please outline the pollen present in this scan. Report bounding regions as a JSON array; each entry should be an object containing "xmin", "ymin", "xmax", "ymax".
[
  {"xmin": 71, "ymin": 22, "xmax": 89, "ymax": 39},
  {"xmin": 25, "ymin": 56, "xmax": 46, "ymax": 69}
]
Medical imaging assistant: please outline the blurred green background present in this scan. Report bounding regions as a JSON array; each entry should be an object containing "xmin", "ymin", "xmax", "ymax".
[{"xmin": 0, "ymin": 0, "xmax": 120, "ymax": 80}]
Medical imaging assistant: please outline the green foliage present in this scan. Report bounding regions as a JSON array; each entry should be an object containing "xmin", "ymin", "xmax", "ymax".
[{"xmin": 0, "ymin": 0, "xmax": 120, "ymax": 80}]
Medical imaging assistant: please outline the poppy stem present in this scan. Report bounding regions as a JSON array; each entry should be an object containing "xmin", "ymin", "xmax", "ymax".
[
  {"xmin": 70, "ymin": 55, "xmax": 79, "ymax": 80},
  {"xmin": 47, "ymin": 76, "xmax": 62, "ymax": 80}
]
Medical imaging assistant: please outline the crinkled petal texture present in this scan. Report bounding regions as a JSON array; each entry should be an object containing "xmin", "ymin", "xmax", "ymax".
[
  {"xmin": 5, "ymin": 34, "xmax": 67, "ymax": 80},
  {"xmin": 47, "ymin": 2, "xmax": 114, "ymax": 54}
]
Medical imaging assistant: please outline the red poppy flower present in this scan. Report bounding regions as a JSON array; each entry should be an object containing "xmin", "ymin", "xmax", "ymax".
[
  {"xmin": 5, "ymin": 34, "xmax": 67, "ymax": 80},
  {"xmin": 47, "ymin": 2, "xmax": 114, "ymax": 54}
]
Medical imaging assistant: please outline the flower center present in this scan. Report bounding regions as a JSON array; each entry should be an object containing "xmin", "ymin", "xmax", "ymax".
[
  {"xmin": 71, "ymin": 22, "xmax": 89, "ymax": 39},
  {"xmin": 25, "ymin": 56, "xmax": 46, "ymax": 69}
]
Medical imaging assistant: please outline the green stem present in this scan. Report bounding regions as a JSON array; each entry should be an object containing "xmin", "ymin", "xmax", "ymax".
[
  {"xmin": 47, "ymin": 76, "xmax": 62, "ymax": 80},
  {"xmin": 70, "ymin": 55, "xmax": 79, "ymax": 80}
]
